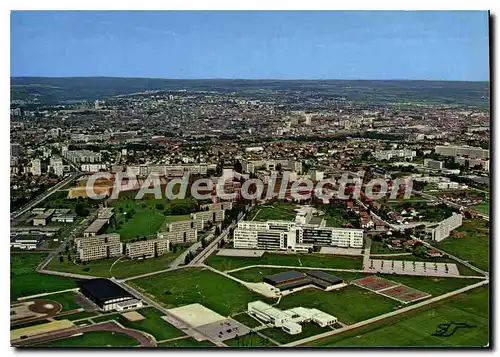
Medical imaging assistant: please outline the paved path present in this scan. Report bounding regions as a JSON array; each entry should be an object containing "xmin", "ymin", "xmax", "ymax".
[{"xmin": 283, "ymin": 279, "xmax": 489, "ymax": 347}]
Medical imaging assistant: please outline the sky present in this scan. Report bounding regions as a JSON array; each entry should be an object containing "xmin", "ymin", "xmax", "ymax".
[{"xmin": 10, "ymin": 11, "xmax": 490, "ymax": 81}]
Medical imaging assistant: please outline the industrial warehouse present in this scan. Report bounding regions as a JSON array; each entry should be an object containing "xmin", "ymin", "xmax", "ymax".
[
  {"xmin": 77, "ymin": 278, "xmax": 143, "ymax": 311},
  {"xmin": 263, "ymin": 270, "xmax": 345, "ymax": 292}
]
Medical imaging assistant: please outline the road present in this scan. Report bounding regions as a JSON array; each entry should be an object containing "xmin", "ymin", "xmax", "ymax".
[
  {"xmin": 37, "ymin": 212, "xmax": 98, "ymax": 273},
  {"xmin": 283, "ymin": 278, "xmax": 489, "ymax": 347},
  {"xmin": 189, "ymin": 210, "xmax": 246, "ymax": 266},
  {"xmin": 11, "ymin": 172, "xmax": 82, "ymax": 220},
  {"xmin": 414, "ymin": 190, "xmax": 489, "ymax": 221},
  {"xmin": 113, "ymin": 279, "xmax": 226, "ymax": 347}
]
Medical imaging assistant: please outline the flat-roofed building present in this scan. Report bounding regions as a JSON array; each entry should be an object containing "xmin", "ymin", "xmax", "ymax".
[
  {"xmin": 157, "ymin": 229, "xmax": 197, "ymax": 245},
  {"xmin": 199, "ymin": 202, "xmax": 232, "ymax": 211},
  {"xmin": 168, "ymin": 219, "xmax": 204, "ymax": 232},
  {"xmin": 192, "ymin": 209, "xmax": 224, "ymax": 224},
  {"xmin": 426, "ymin": 213, "xmax": 463, "ymax": 242},
  {"xmin": 125, "ymin": 237, "xmax": 170, "ymax": 259},
  {"xmin": 83, "ymin": 219, "xmax": 109, "ymax": 237},
  {"xmin": 10, "ymin": 235, "xmax": 43, "ymax": 250},
  {"xmin": 32, "ymin": 209, "xmax": 55, "ymax": 226},
  {"xmin": 75, "ymin": 233, "xmax": 122, "ymax": 261},
  {"xmin": 78, "ymin": 278, "xmax": 137, "ymax": 311}
]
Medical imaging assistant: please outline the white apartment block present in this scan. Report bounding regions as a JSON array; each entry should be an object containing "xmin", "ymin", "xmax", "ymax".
[
  {"xmin": 168, "ymin": 219, "xmax": 204, "ymax": 232},
  {"xmin": 125, "ymin": 237, "xmax": 170, "ymax": 259},
  {"xmin": 157, "ymin": 229, "xmax": 198, "ymax": 245},
  {"xmin": 81, "ymin": 163, "xmax": 108, "ymax": 172},
  {"xmin": 426, "ymin": 213, "xmax": 463, "ymax": 242},
  {"xmin": 50, "ymin": 157, "xmax": 65, "ymax": 176},
  {"xmin": 454, "ymin": 156, "xmax": 489, "ymax": 172},
  {"xmin": 233, "ymin": 220, "xmax": 363, "ymax": 251},
  {"xmin": 125, "ymin": 164, "xmax": 208, "ymax": 177},
  {"xmin": 64, "ymin": 150, "xmax": 102, "ymax": 163},
  {"xmin": 423, "ymin": 159, "xmax": 444, "ymax": 170},
  {"xmin": 75, "ymin": 233, "xmax": 123, "ymax": 261},
  {"xmin": 192, "ymin": 209, "xmax": 225, "ymax": 224},
  {"xmin": 31, "ymin": 158, "xmax": 42, "ymax": 176},
  {"xmin": 241, "ymin": 159, "xmax": 302, "ymax": 174},
  {"xmin": 435, "ymin": 145, "xmax": 489, "ymax": 160},
  {"xmin": 373, "ymin": 149, "xmax": 416, "ymax": 161}
]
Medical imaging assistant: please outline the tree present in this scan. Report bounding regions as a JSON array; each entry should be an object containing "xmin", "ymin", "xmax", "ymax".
[
  {"xmin": 67, "ymin": 255, "xmax": 72, "ymax": 262},
  {"xmin": 184, "ymin": 253, "xmax": 191, "ymax": 265},
  {"xmin": 59, "ymin": 255, "xmax": 64, "ymax": 263},
  {"xmin": 201, "ymin": 238, "xmax": 207, "ymax": 248},
  {"xmin": 155, "ymin": 203, "xmax": 165, "ymax": 211}
]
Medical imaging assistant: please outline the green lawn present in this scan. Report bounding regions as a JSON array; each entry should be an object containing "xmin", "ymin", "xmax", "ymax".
[
  {"xmin": 433, "ymin": 219, "xmax": 489, "ymax": 272},
  {"xmin": 224, "ymin": 332, "xmax": 276, "ymax": 347},
  {"xmin": 472, "ymin": 202, "xmax": 489, "ymax": 214},
  {"xmin": 251, "ymin": 206, "xmax": 296, "ymax": 221},
  {"xmin": 158, "ymin": 337, "xmax": 215, "ymax": 347},
  {"xmin": 106, "ymin": 198, "xmax": 196, "ymax": 241},
  {"xmin": 230, "ymin": 267, "xmax": 366, "ymax": 283},
  {"xmin": 11, "ymin": 253, "xmax": 78, "ymax": 301},
  {"xmin": 129, "ymin": 267, "xmax": 274, "ymax": 316},
  {"xmin": 278, "ymin": 285, "xmax": 400, "ymax": 325},
  {"xmin": 306, "ymin": 286, "xmax": 489, "ymax": 347},
  {"xmin": 47, "ymin": 249, "xmax": 184, "ymax": 279},
  {"xmin": 206, "ymin": 252, "xmax": 363, "ymax": 272},
  {"xmin": 231, "ymin": 312, "xmax": 264, "ymax": 328},
  {"xmin": 32, "ymin": 331, "xmax": 140, "ymax": 347},
  {"xmin": 260, "ymin": 323, "xmax": 332, "ymax": 344},
  {"xmin": 92, "ymin": 307, "xmax": 185, "ymax": 341},
  {"xmin": 55, "ymin": 311, "xmax": 99, "ymax": 321},
  {"xmin": 43, "ymin": 291, "xmax": 80, "ymax": 311}
]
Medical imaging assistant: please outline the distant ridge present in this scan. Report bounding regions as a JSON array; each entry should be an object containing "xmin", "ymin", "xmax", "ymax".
[{"xmin": 10, "ymin": 77, "xmax": 489, "ymax": 107}]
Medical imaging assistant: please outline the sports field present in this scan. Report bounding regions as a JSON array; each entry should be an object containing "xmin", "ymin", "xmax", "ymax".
[
  {"xmin": 43, "ymin": 291, "xmax": 81, "ymax": 311},
  {"xmin": 206, "ymin": 252, "xmax": 363, "ymax": 272},
  {"xmin": 278, "ymin": 285, "xmax": 400, "ymax": 325},
  {"xmin": 91, "ymin": 307, "xmax": 185, "ymax": 341},
  {"xmin": 47, "ymin": 248, "xmax": 185, "ymax": 279},
  {"xmin": 433, "ymin": 219, "xmax": 489, "ymax": 272},
  {"xmin": 128, "ymin": 267, "xmax": 274, "ymax": 316},
  {"xmin": 11, "ymin": 253, "xmax": 77, "ymax": 301},
  {"xmin": 305, "ymin": 286, "xmax": 489, "ymax": 347},
  {"xmin": 33, "ymin": 331, "xmax": 140, "ymax": 347}
]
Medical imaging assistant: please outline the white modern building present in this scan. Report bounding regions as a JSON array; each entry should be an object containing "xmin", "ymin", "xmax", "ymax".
[
  {"xmin": 248, "ymin": 301, "xmax": 337, "ymax": 335},
  {"xmin": 426, "ymin": 213, "xmax": 463, "ymax": 242},
  {"xmin": 373, "ymin": 149, "xmax": 416, "ymax": 161}
]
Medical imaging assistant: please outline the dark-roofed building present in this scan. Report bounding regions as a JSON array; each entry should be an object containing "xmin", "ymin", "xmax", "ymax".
[
  {"xmin": 78, "ymin": 278, "xmax": 139, "ymax": 311},
  {"xmin": 263, "ymin": 271, "xmax": 312, "ymax": 291},
  {"xmin": 305, "ymin": 270, "xmax": 344, "ymax": 290}
]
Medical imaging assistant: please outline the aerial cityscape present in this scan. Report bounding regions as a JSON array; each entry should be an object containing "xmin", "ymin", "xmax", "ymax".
[{"xmin": 10, "ymin": 10, "xmax": 490, "ymax": 348}]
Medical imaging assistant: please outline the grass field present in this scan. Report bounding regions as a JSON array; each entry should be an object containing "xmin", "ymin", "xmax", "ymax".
[
  {"xmin": 158, "ymin": 337, "xmax": 215, "ymax": 347},
  {"xmin": 230, "ymin": 267, "xmax": 366, "ymax": 283},
  {"xmin": 55, "ymin": 311, "xmax": 99, "ymax": 321},
  {"xmin": 32, "ymin": 331, "xmax": 140, "ymax": 347},
  {"xmin": 47, "ymin": 248, "xmax": 185, "ymax": 279},
  {"xmin": 206, "ymin": 252, "xmax": 363, "ymax": 272},
  {"xmin": 306, "ymin": 286, "xmax": 489, "ymax": 347},
  {"xmin": 11, "ymin": 253, "xmax": 78, "ymax": 301},
  {"xmin": 91, "ymin": 307, "xmax": 185, "ymax": 341},
  {"xmin": 224, "ymin": 332, "xmax": 276, "ymax": 347},
  {"xmin": 44, "ymin": 291, "xmax": 80, "ymax": 311},
  {"xmin": 278, "ymin": 285, "xmax": 400, "ymax": 325},
  {"xmin": 471, "ymin": 202, "xmax": 489, "ymax": 214},
  {"xmin": 129, "ymin": 267, "xmax": 274, "ymax": 316},
  {"xmin": 229, "ymin": 266, "xmax": 480, "ymax": 297},
  {"xmin": 251, "ymin": 206, "xmax": 296, "ymax": 221},
  {"xmin": 433, "ymin": 219, "xmax": 489, "ymax": 272},
  {"xmin": 231, "ymin": 312, "xmax": 264, "ymax": 328},
  {"xmin": 260, "ymin": 323, "xmax": 332, "ymax": 344}
]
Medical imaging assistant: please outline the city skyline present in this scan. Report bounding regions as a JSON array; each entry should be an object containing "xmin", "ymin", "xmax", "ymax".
[{"xmin": 11, "ymin": 11, "xmax": 489, "ymax": 81}]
